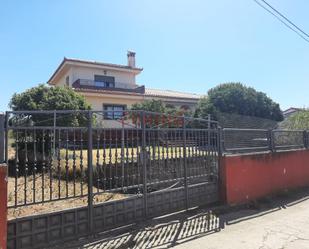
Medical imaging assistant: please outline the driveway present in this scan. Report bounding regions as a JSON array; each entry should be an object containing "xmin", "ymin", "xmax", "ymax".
[{"xmin": 49, "ymin": 188, "xmax": 309, "ymax": 249}]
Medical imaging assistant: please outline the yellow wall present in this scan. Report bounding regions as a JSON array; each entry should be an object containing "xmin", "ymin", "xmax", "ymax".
[
  {"xmin": 82, "ymin": 93, "xmax": 198, "ymax": 110},
  {"xmin": 54, "ymin": 67, "xmax": 72, "ymax": 87},
  {"xmin": 81, "ymin": 92, "xmax": 144, "ymax": 110},
  {"xmin": 71, "ymin": 65, "xmax": 136, "ymax": 86},
  {"xmin": 50, "ymin": 63, "xmax": 199, "ymax": 111},
  {"xmin": 81, "ymin": 92, "xmax": 144, "ymax": 126}
]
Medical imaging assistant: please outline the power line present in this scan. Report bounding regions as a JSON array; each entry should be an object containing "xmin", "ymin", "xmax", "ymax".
[
  {"xmin": 253, "ymin": 0, "xmax": 309, "ymax": 43},
  {"xmin": 259, "ymin": 0, "xmax": 309, "ymax": 38}
]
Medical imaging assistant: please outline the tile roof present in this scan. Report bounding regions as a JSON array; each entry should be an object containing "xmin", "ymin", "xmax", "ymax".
[
  {"xmin": 283, "ymin": 107, "xmax": 303, "ymax": 116},
  {"xmin": 145, "ymin": 88, "xmax": 201, "ymax": 100},
  {"xmin": 283, "ymin": 107, "xmax": 302, "ymax": 113},
  {"xmin": 74, "ymin": 87, "xmax": 144, "ymax": 97},
  {"xmin": 64, "ymin": 57, "xmax": 143, "ymax": 71},
  {"xmin": 73, "ymin": 85, "xmax": 201, "ymax": 100}
]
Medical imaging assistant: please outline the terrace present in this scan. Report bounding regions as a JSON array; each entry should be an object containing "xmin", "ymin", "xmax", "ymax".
[{"xmin": 72, "ymin": 79, "xmax": 145, "ymax": 94}]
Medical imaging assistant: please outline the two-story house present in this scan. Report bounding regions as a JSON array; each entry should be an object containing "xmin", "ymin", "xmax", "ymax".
[{"xmin": 47, "ymin": 51, "xmax": 200, "ymax": 119}]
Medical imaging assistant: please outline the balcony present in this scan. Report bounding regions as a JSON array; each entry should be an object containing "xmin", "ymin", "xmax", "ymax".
[{"xmin": 72, "ymin": 79, "xmax": 145, "ymax": 94}]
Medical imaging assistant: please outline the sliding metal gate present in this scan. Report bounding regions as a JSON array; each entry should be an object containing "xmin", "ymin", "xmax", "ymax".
[{"xmin": 5, "ymin": 110, "xmax": 220, "ymax": 249}]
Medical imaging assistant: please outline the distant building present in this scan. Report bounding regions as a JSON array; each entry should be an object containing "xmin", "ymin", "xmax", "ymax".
[
  {"xmin": 47, "ymin": 51, "xmax": 200, "ymax": 119},
  {"xmin": 283, "ymin": 107, "xmax": 302, "ymax": 118}
]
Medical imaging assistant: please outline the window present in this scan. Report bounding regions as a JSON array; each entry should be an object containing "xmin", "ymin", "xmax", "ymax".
[
  {"xmin": 95, "ymin": 81, "xmax": 115, "ymax": 88},
  {"xmin": 94, "ymin": 81, "xmax": 106, "ymax": 87},
  {"xmin": 166, "ymin": 103, "xmax": 175, "ymax": 109},
  {"xmin": 65, "ymin": 76, "xmax": 69, "ymax": 87},
  {"xmin": 180, "ymin": 105, "xmax": 190, "ymax": 111},
  {"xmin": 94, "ymin": 75, "xmax": 115, "ymax": 88},
  {"xmin": 103, "ymin": 105, "xmax": 126, "ymax": 120},
  {"xmin": 106, "ymin": 82, "xmax": 115, "ymax": 88}
]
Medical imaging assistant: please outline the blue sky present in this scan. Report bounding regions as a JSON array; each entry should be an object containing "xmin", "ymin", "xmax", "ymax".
[{"xmin": 0, "ymin": 0, "xmax": 308, "ymax": 112}]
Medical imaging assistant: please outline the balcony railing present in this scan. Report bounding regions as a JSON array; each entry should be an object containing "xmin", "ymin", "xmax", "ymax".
[{"xmin": 72, "ymin": 79, "xmax": 145, "ymax": 94}]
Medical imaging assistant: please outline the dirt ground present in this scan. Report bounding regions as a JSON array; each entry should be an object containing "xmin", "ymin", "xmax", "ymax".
[{"xmin": 7, "ymin": 175, "xmax": 124, "ymax": 219}]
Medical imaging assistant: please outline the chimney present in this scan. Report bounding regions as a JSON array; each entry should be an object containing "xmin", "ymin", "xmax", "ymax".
[{"xmin": 127, "ymin": 50, "xmax": 136, "ymax": 68}]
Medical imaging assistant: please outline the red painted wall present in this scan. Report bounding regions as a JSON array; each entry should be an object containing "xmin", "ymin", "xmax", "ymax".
[
  {"xmin": 0, "ymin": 164, "xmax": 7, "ymax": 249},
  {"xmin": 220, "ymin": 150, "xmax": 309, "ymax": 205}
]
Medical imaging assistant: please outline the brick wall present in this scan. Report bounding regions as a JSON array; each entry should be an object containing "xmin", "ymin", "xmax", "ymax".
[{"xmin": 0, "ymin": 164, "xmax": 7, "ymax": 249}]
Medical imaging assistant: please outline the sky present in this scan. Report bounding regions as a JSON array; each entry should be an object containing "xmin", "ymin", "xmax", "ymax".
[{"xmin": 0, "ymin": 0, "xmax": 309, "ymax": 112}]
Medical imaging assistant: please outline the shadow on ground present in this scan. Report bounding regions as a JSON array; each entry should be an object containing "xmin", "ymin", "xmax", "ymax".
[
  {"xmin": 220, "ymin": 186, "xmax": 309, "ymax": 227},
  {"xmin": 49, "ymin": 209, "xmax": 221, "ymax": 249},
  {"xmin": 49, "ymin": 186, "xmax": 309, "ymax": 249}
]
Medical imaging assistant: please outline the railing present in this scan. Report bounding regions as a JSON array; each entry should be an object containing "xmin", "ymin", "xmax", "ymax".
[
  {"xmin": 223, "ymin": 128, "xmax": 308, "ymax": 154},
  {"xmin": 4, "ymin": 110, "xmax": 219, "ymax": 209},
  {"xmin": 72, "ymin": 79, "xmax": 146, "ymax": 93},
  {"xmin": 273, "ymin": 130, "xmax": 305, "ymax": 150}
]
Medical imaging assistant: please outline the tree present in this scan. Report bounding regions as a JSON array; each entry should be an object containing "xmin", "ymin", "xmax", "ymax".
[
  {"xmin": 9, "ymin": 84, "xmax": 91, "ymax": 126},
  {"xmin": 130, "ymin": 99, "xmax": 192, "ymax": 128},
  {"xmin": 195, "ymin": 83, "xmax": 283, "ymax": 121},
  {"xmin": 8, "ymin": 85, "xmax": 92, "ymax": 174},
  {"xmin": 281, "ymin": 110, "xmax": 309, "ymax": 129},
  {"xmin": 131, "ymin": 99, "xmax": 166, "ymax": 113},
  {"xmin": 131, "ymin": 99, "xmax": 192, "ymax": 116}
]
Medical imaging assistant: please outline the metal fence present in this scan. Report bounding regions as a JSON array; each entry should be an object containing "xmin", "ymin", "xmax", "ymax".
[
  {"xmin": 4, "ymin": 110, "xmax": 220, "ymax": 249},
  {"xmin": 223, "ymin": 128, "xmax": 308, "ymax": 153},
  {"xmin": 4, "ymin": 110, "xmax": 309, "ymax": 248},
  {"xmin": 5, "ymin": 110, "xmax": 219, "ymax": 209}
]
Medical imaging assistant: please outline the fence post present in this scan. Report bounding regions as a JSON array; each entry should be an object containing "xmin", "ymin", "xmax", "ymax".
[
  {"xmin": 141, "ymin": 111, "xmax": 148, "ymax": 217},
  {"xmin": 207, "ymin": 114, "xmax": 211, "ymax": 148},
  {"xmin": 218, "ymin": 127, "xmax": 223, "ymax": 156},
  {"xmin": 87, "ymin": 111, "xmax": 94, "ymax": 234},
  {"xmin": 0, "ymin": 113, "xmax": 5, "ymax": 163},
  {"xmin": 268, "ymin": 129, "xmax": 274, "ymax": 152},
  {"xmin": 53, "ymin": 110, "xmax": 56, "ymax": 157},
  {"xmin": 303, "ymin": 130, "xmax": 308, "ymax": 149},
  {"xmin": 121, "ymin": 117, "xmax": 125, "ymax": 189},
  {"xmin": 182, "ymin": 115, "xmax": 189, "ymax": 210},
  {"xmin": 219, "ymin": 127, "xmax": 225, "ymax": 154},
  {"xmin": 217, "ymin": 127, "xmax": 226, "ymax": 204}
]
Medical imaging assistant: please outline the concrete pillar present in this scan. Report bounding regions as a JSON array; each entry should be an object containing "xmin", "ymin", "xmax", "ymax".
[
  {"xmin": 0, "ymin": 164, "xmax": 7, "ymax": 249},
  {"xmin": 0, "ymin": 113, "xmax": 5, "ymax": 163}
]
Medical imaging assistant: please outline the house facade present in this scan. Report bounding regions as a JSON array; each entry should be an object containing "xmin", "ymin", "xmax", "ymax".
[{"xmin": 47, "ymin": 51, "xmax": 200, "ymax": 119}]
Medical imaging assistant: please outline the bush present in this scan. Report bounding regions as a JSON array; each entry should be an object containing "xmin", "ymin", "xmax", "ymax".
[
  {"xmin": 280, "ymin": 110, "xmax": 309, "ymax": 130},
  {"xmin": 131, "ymin": 99, "xmax": 192, "ymax": 117},
  {"xmin": 195, "ymin": 83, "xmax": 283, "ymax": 121}
]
